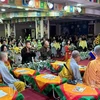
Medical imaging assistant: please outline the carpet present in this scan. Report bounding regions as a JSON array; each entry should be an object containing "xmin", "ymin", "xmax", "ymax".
[
  {"xmin": 21, "ymin": 88, "xmax": 49, "ymax": 100},
  {"xmin": 79, "ymin": 59, "xmax": 90, "ymax": 66}
]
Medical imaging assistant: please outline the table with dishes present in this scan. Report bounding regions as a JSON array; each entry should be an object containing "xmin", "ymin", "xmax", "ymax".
[
  {"xmin": 55, "ymin": 83, "xmax": 100, "ymax": 100},
  {"xmin": 51, "ymin": 61, "xmax": 86, "ymax": 73},
  {"xmin": 0, "ymin": 86, "xmax": 24, "ymax": 100},
  {"xmin": 10, "ymin": 68, "xmax": 39, "ymax": 84},
  {"xmin": 50, "ymin": 61, "xmax": 65, "ymax": 73},
  {"xmin": 32, "ymin": 74, "xmax": 67, "ymax": 95}
]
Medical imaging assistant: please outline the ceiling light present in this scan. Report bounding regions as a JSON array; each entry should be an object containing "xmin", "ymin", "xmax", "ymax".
[
  {"xmin": 77, "ymin": 4, "xmax": 82, "ymax": 7},
  {"xmin": 76, "ymin": 7, "xmax": 82, "ymax": 13},
  {"xmin": 1, "ymin": 8, "xmax": 6, "ymax": 12},
  {"xmin": 0, "ymin": 0, "xmax": 5, "ymax": 2},
  {"xmin": 28, "ymin": 0, "xmax": 34, "ymax": 7},
  {"xmin": 64, "ymin": 6, "xmax": 68, "ymax": 11},
  {"xmin": 47, "ymin": 2, "xmax": 53, "ymax": 9}
]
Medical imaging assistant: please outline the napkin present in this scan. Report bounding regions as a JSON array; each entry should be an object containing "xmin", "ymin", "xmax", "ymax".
[
  {"xmin": 73, "ymin": 86, "xmax": 86, "ymax": 92},
  {"xmin": 16, "ymin": 69, "xmax": 29, "ymax": 74},
  {"xmin": 42, "ymin": 74, "xmax": 57, "ymax": 80},
  {"xmin": 0, "ymin": 90, "xmax": 7, "ymax": 98}
]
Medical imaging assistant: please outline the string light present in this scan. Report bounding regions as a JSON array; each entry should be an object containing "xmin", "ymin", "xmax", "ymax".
[
  {"xmin": 47, "ymin": 2, "xmax": 53, "ymax": 9},
  {"xmin": 76, "ymin": 7, "xmax": 82, "ymax": 13},
  {"xmin": 64, "ymin": 6, "xmax": 68, "ymax": 11}
]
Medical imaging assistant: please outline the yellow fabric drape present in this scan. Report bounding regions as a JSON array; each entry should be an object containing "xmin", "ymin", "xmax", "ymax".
[
  {"xmin": 59, "ymin": 59, "xmax": 73, "ymax": 80},
  {"xmin": 14, "ymin": 81, "xmax": 25, "ymax": 92}
]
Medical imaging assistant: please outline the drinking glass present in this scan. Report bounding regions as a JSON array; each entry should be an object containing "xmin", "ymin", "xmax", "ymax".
[{"xmin": 90, "ymin": 80, "xmax": 96, "ymax": 90}]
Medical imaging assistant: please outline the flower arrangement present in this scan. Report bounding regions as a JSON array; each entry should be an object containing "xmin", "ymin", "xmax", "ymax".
[{"xmin": 69, "ymin": 44, "xmax": 76, "ymax": 51}]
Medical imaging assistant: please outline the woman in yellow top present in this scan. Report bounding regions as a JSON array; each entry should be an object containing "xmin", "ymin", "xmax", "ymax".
[
  {"xmin": 79, "ymin": 37, "xmax": 87, "ymax": 51},
  {"xmin": 53, "ymin": 40, "xmax": 61, "ymax": 50},
  {"xmin": 53, "ymin": 40, "xmax": 61, "ymax": 57}
]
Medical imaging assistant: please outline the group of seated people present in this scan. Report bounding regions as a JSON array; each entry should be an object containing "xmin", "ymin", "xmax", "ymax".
[
  {"xmin": 0, "ymin": 36, "xmax": 100, "ymax": 94},
  {"xmin": 59, "ymin": 45, "xmax": 100, "ymax": 89},
  {"xmin": 0, "ymin": 40, "xmax": 51, "ymax": 93}
]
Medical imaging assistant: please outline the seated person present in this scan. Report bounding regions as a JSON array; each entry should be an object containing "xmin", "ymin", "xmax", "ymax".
[
  {"xmin": 40, "ymin": 41, "xmax": 51, "ymax": 60},
  {"xmin": 59, "ymin": 50, "xmax": 82, "ymax": 83},
  {"xmin": 83, "ymin": 45, "xmax": 100, "ymax": 88},
  {"xmin": 0, "ymin": 52, "xmax": 25, "ymax": 92},
  {"xmin": 1, "ymin": 45, "xmax": 11, "ymax": 70},
  {"xmin": 21, "ymin": 41, "xmax": 36, "ymax": 64},
  {"xmin": 79, "ymin": 37, "xmax": 87, "ymax": 51}
]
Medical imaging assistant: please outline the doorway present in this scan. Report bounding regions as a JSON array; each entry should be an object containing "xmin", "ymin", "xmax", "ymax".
[{"xmin": 50, "ymin": 25, "xmax": 56, "ymax": 37}]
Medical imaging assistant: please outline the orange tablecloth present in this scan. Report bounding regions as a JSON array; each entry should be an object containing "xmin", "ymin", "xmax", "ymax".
[
  {"xmin": 0, "ymin": 86, "xmax": 23, "ymax": 100},
  {"xmin": 51, "ymin": 61, "xmax": 86, "ymax": 72},
  {"xmin": 34, "ymin": 74, "xmax": 62, "ymax": 90},
  {"xmin": 13, "ymin": 68, "xmax": 36, "ymax": 78},
  {"xmin": 32, "ymin": 74, "xmax": 67, "ymax": 95},
  {"xmin": 51, "ymin": 61, "xmax": 66, "ymax": 70},
  {"xmin": 55, "ymin": 83, "xmax": 100, "ymax": 100}
]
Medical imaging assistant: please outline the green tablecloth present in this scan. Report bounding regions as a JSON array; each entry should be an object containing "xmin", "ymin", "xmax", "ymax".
[{"xmin": 15, "ymin": 92, "xmax": 24, "ymax": 100}]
